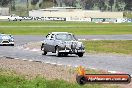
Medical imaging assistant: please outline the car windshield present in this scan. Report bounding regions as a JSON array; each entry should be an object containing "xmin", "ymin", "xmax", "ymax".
[
  {"xmin": 0, "ymin": 35, "xmax": 11, "ymax": 39},
  {"xmin": 55, "ymin": 34, "xmax": 76, "ymax": 41}
]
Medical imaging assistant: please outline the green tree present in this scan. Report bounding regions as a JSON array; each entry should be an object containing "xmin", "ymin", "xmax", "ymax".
[
  {"xmin": 0, "ymin": 0, "xmax": 10, "ymax": 7},
  {"xmin": 11, "ymin": 0, "xmax": 15, "ymax": 10},
  {"xmin": 63, "ymin": 0, "xmax": 76, "ymax": 7},
  {"xmin": 31, "ymin": 0, "xmax": 39, "ymax": 5},
  {"xmin": 98, "ymin": 0, "xmax": 107, "ymax": 11},
  {"xmin": 124, "ymin": 0, "xmax": 132, "ymax": 10},
  {"xmin": 109, "ymin": 0, "xmax": 114, "ymax": 11}
]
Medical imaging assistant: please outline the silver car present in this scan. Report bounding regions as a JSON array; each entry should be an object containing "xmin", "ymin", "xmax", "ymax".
[
  {"xmin": 0, "ymin": 34, "xmax": 14, "ymax": 46},
  {"xmin": 41, "ymin": 32, "xmax": 85, "ymax": 57}
]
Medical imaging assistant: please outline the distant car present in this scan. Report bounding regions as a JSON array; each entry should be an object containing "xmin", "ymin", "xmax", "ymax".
[
  {"xmin": 0, "ymin": 34, "xmax": 14, "ymax": 46},
  {"xmin": 8, "ymin": 14, "xmax": 23, "ymax": 21},
  {"xmin": 41, "ymin": 32, "xmax": 85, "ymax": 57}
]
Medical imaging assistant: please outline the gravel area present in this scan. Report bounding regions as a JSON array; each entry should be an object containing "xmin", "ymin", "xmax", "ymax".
[
  {"xmin": 0, "ymin": 57, "xmax": 132, "ymax": 88},
  {"xmin": 0, "ymin": 57, "xmax": 76, "ymax": 82}
]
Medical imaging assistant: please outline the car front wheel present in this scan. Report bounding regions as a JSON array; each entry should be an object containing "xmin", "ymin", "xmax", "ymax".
[
  {"xmin": 56, "ymin": 46, "xmax": 61, "ymax": 57},
  {"xmin": 77, "ymin": 53, "xmax": 84, "ymax": 57},
  {"xmin": 10, "ymin": 44, "xmax": 14, "ymax": 46},
  {"xmin": 41, "ymin": 45, "xmax": 47, "ymax": 55}
]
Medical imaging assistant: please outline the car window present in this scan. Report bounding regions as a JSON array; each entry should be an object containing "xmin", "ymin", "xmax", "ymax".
[
  {"xmin": 1, "ymin": 35, "xmax": 11, "ymax": 39},
  {"xmin": 51, "ymin": 34, "xmax": 55, "ymax": 39},
  {"xmin": 46, "ymin": 34, "xmax": 51, "ymax": 39},
  {"xmin": 55, "ymin": 34, "xmax": 76, "ymax": 41}
]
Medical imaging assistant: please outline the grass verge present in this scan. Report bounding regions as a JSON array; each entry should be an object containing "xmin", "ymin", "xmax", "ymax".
[
  {"xmin": 24, "ymin": 40, "xmax": 132, "ymax": 55},
  {"xmin": 0, "ymin": 68, "xmax": 118, "ymax": 88},
  {"xmin": 83, "ymin": 40, "xmax": 132, "ymax": 55},
  {"xmin": 0, "ymin": 21, "xmax": 132, "ymax": 35}
]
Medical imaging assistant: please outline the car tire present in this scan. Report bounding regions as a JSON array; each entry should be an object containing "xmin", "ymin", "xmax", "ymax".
[
  {"xmin": 11, "ymin": 44, "xmax": 14, "ymax": 46},
  {"xmin": 8, "ymin": 18, "xmax": 10, "ymax": 21},
  {"xmin": 56, "ymin": 46, "xmax": 61, "ymax": 57},
  {"xmin": 15, "ymin": 18, "xmax": 17, "ymax": 21},
  {"xmin": 77, "ymin": 53, "xmax": 84, "ymax": 57},
  {"xmin": 64, "ymin": 53, "xmax": 68, "ymax": 56}
]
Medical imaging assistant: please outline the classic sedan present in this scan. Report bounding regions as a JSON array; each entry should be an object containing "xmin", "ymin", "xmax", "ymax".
[
  {"xmin": 41, "ymin": 32, "xmax": 85, "ymax": 57},
  {"xmin": 0, "ymin": 34, "xmax": 14, "ymax": 46}
]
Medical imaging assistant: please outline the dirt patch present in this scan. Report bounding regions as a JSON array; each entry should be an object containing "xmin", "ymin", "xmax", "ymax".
[
  {"xmin": 22, "ymin": 42, "xmax": 41, "ymax": 50},
  {"xmin": 0, "ymin": 57, "xmax": 76, "ymax": 82}
]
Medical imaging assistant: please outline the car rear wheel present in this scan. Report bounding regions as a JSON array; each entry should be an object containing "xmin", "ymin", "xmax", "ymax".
[
  {"xmin": 56, "ymin": 46, "xmax": 61, "ymax": 57},
  {"xmin": 41, "ymin": 44, "xmax": 44, "ymax": 50},
  {"xmin": 77, "ymin": 53, "xmax": 84, "ymax": 57}
]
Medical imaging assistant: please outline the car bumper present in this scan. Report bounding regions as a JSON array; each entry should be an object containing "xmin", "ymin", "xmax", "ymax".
[
  {"xmin": 0, "ymin": 42, "xmax": 14, "ymax": 45},
  {"xmin": 59, "ymin": 48, "xmax": 85, "ymax": 54}
]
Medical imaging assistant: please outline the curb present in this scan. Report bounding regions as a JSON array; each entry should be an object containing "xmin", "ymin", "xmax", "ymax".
[{"xmin": 1, "ymin": 56, "xmax": 132, "ymax": 77}]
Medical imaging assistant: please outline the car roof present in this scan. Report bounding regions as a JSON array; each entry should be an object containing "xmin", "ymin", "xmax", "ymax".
[
  {"xmin": 51, "ymin": 32, "xmax": 72, "ymax": 35},
  {"xmin": 0, "ymin": 34, "xmax": 12, "ymax": 36}
]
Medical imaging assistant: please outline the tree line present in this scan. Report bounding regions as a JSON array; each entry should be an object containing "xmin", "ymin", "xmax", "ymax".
[{"xmin": 0, "ymin": 0, "xmax": 131, "ymax": 11}]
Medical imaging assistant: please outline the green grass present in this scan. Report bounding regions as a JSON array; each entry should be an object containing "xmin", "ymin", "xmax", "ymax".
[
  {"xmin": 0, "ymin": 69, "xmax": 118, "ymax": 88},
  {"xmin": 0, "ymin": 21, "xmax": 132, "ymax": 35},
  {"xmin": 83, "ymin": 40, "xmax": 132, "ymax": 55}
]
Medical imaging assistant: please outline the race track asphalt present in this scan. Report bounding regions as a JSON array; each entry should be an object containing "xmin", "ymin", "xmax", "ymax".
[{"xmin": 0, "ymin": 35, "xmax": 132, "ymax": 75}]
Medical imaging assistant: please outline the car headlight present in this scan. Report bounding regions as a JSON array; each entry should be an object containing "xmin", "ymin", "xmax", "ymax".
[
  {"xmin": 9, "ymin": 38, "xmax": 14, "ymax": 42},
  {"xmin": 58, "ymin": 41, "xmax": 65, "ymax": 47},
  {"xmin": 77, "ymin": 42, "xmax": 84, "ymax": 49}
]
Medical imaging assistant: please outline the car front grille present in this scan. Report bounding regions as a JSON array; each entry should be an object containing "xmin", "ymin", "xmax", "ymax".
[
  {"xmin": 71, "ymin": 42, "xmax": 77, "ymax": 49},
  {"xmin": 2, "ymin": 41, "xmax": 9, "ymax": 43}
]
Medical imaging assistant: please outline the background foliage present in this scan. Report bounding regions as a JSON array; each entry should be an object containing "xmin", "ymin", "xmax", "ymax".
[{"xmin": 0, "ymin": 0, "xmax": 131, "ymax": 11}]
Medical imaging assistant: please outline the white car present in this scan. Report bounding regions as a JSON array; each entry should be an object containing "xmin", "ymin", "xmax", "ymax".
[
  {"xmin": 0, "ymin": 34, "xmax": 14, "ymax": 46},
  {"xmin": 8, "ymin": 14, "xmax": 23, "ymax": 21},
  {"xmin": 41, "ymin": 32, "xmax": 85, "ymax": 57}
]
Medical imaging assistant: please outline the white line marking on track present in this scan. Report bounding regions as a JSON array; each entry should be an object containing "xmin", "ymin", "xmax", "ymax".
[
  {"xmin": 31, "ymin": 49, "xmax": 40, "ymax": 51},
  {"xmin": 45, "ymin": 61, "xmax": 50, "ymax": 64},
  {"xmin": 78, "ymin": 39, "xmax": 86, "ymax": 41},
  {"xmin": 57, "ymin": 64, "xmax": 63, "ymax": 66},
  {"xmin": 24, "ymin": 47, "xmax": 30, "ymax": 50},
  {"xmin": 14, "ymin": 58, "xmax": 19, "ymax": 60},
  {"xmin": 29, "ymin": 60, "xmax": 33, "ymax": 62},
  {"xmin": 50, "ymin": 63, "xmax": 57, "ymax": 65},
  {"xmin": 91, "ymin": 39, "xmax": 101, "ymax": 40},
  {"xmin": 22, "ymin": 59, "xmax": 27, "ymax": 61}
]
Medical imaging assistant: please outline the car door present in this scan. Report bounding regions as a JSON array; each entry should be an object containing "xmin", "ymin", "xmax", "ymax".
[
  {"xmin": 44, "ymin": 34, "xmax": 52, "ymax": 52},
  {"xmin": 44, "ymin": 34, "xmax": 55, "ymax": 52},
  {"xmin": 49, "ymin": 34, "xmax": 56, "ymax": 52}
]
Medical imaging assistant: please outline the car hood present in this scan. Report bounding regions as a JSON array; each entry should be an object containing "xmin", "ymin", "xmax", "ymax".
[
  {"xmin": 64, "ymin": 40, "xmax": 78, "ymax": 44},
  {"xmin": 64, "ymin": 41, "xmax": 83, "ymax": 46}
]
